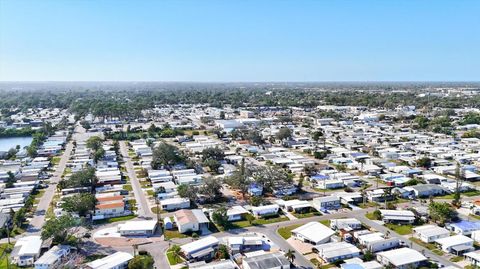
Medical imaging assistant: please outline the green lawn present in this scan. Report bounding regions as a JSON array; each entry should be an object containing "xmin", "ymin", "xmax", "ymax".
[
  {"xmin": 51, "ymin": 156, "xmax": 61, "ymax": 165},
  {"xmin": 278, "ymin": 224, "xmax": 303, "ymax": 239},
  {"xmin": 437, "ymin": 190, "xmax": 480, "ymax": 199},
  {"xmin": 0, "ymin": 243, "xmax": 26, "ymax": 269},
  {"xmin": 123, "ymin": 184, "xmax": 132, "ymax": 191},
  {"xmin": 358, "ymin": 202, "xmax": 379, "ymax": 209},
  {"xmin": 253, "ymin": 216, "xmax": 289, "ymax": 225},
  {"xmin": 164, "ymin": 230, "xmax": 188, "ymax": 239},
  {"xmin": 94, "ymin": 215, "xmax": 137, "ymax": 224},
  {"xmin": 450, "ymin": 256, "xmax": 463, "ymax": 262},
  {"xmin": 385, "ymin": 223, "xmax": 413, "ymax": 235},
  {"xmin": 146, "ymin": 189, "xmax": 155, "ymax": 197},
  {"xmin": 293, "ymin": 211, "xmax": 322, "ymax": 219},
  {"xmin": 166, "ymin": 250, "xmax": 184, "ymax": 265},
  {"xmin": 365, "ymin": 212, "xmax": 378, "ymax": 220},
  {"xmin": 319, "ymin": 219, "xmax": 331, "ymax": 226},
  {"xmin": 409, "ymin": 237, "xmax": 442, "ymax": 254}
]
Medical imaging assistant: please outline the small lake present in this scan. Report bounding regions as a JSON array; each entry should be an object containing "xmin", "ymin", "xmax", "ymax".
[{"xmin": 0, "ymin": 137, "xmax": 33, "ymax": 151}]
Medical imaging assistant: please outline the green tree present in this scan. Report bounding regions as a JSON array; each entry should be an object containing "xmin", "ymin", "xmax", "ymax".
[
  {"xmin": 177, "ymin": 184, "xmax": 197, "ymax": 202},
  {"xmin": 285, "ymin": 249, "xmax": 295, "ymax": 264},
  {"xmin": 41, "ymin": 214, "xmax": 78, "ymax": 244},
  {"xmin": 416, "ymin": 157, "xmax": 432, "ymax": 168},
  {"xmin": 224, "ymin": 158, "xmax": 251, "ymax": 199},
  {"xmin": 276, "ymin": 127, "xmax": 292, "ymax": 141},
  {"xmin": 61, "ymin": 193, "xmax": 96, "ymax": 217},
  {"xmin": 151, "ymin": 143, "xmax": 183, "ymax": 169},
  {"xmin": 86, "ymin": 136, "xmax": 103, "ymax": 151},
  {"xmin": 245, "ymin": 214, "xmax": 255, "ymax": 225},
  {"xmin": 201, "ymin": 147, "xmax": 225, "ymax": 161},
  {"xmin": 211, "ymin": 207, "xmax": 229, "ymax": 229},
  {"xmin": 428, "ymin": 201, "xmax": 458, "ymax": 225},
  {"xmin": 215, "ymin": 244, "xmax": 230, "ymax": 260},
  {"xmin": 198, "ymin": 176, "xmax": 223, "ymax": 203},
  {"xmin": 203, "ymin": 158, "xmax": 221, "ymax": 173},
  {"xmin": 59, "ymin": 167, "xmax": 97, "ymax": 192},
  {"xmin": 128, "ymin": 253, "xmax": 154, "ymax": 269}
]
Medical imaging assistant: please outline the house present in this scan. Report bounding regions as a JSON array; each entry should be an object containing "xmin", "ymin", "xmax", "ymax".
[
  {"xmin": 313, "ymin": 242, "xmax": 360, "ymax": 263},
  {"xmin": 403, "ymin": 184, "xmax": 447, "ymax": 198},
  {"xmin": 311, "ymin": 196, "xmax": 341, "ymax": 211},
  {"xmin": 226, "ymin": 205, "xmax": 249, "ymax": 221},
  {"xmin": 189, "ymin": 260, "xmax": 237, "ymax": 269},
  {"xmin": 435, "ymin": 235, "xmax": 474, "ymax": 254},
  {"xmin": 242, "ymin": 251, "xmax": 290, "ymax": 269},
  {"xmin": 160, "ymin": 197, "xmax": 191, "ymax": 211},
  {"xmin": 181, "ymin": 236, "xmax": 219, "ymax": 261},
  {"xmin": 10, "ymin": 235, "xmax": 42, "ymax": 266},
  {"xmin": 330, "ymin": 218, "xmax": 362, "ymax": 231},
  {"xmin": 226, "ymin": 236, "xmax": 270, "ymax": 254},
  {"xmin": 465, "ymin": 250, "xmax": 480, "ymax": 268},
  {"xmin": 291, "ymin": 221, "xmax": 335, "ymax": 245},
  {"xmin": 250, "ymin": 204, "xmax": 279, "ymax": 218},
  {"xmin": 34, "ymin": 245, "xmax": 70, "ymax": 269},
  {"xmin": 447, "ymin": 220, "xmax": 480, "ymax": 236},
  {"xmin": 174, "ymin": 209, "xmax": 210, "ymax": 234},
  {"xmin": 340, "ymin": 258, "xmax": 382, "ymax": 269},
  {"xmin": 379, "ymin": 209, "xmax": 415, "ymax": 224},
  {"xmin": 376, "ymin": 248, "xmax": 427, "ymax": 269},
  {"xmin": 117, "ymin": 220, "xmax": 157, "ymax": 236},
  {"xmin": 85, "ymin": 251, "xmax": 134, "ymax": 269},
  {"xmin": 357, "ymin": 232, "xmax": 400, "ymax": 252},
  {"xmin": 413, "ymin": 225, "xmax": 450, "ymax": 243},
  {"xmin": 277, "ymin": 199, "xmax": 312, "ymax": 213}
]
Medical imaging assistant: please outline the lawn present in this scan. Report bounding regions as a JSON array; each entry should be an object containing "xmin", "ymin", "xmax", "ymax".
[
  {"xmin": 253, "ymin": 216, "xmax": 289, "ymax": 225},
  {"xmin": 409, "ymin": 237, "xmax": 441, "ymax": 253},
  {"xmin": 365, "ymin": 212, "xmax": 378, "ymax": 220},
  {"xmin": 123, "ymin": 184, "xmax": 132, "ymax": 191},
  {"xmin": 166, "ymin": 250, "xmax": 184, "ymax": 265},
  {"xmin": 450, "ymin": 256, "xmax": 463, "ymax": 262},
  {"xmin": 358, "ymin": 202, "xmax": 379, "ymax": 209},
  {"xmin": 293, "ymin": 211, "xmax": 322, "ymax": 219},
  {"xmin": 94, "ymin": 215, "xmax": 137, "ymax": 224},
  {"xmin": 319, "ymin": 219, "xmax": 331, "ymax": 226},
  {"xmin": 278, "ymin": 224, "xmax": 303, "ymax": 239},
  {"xmin": 437, "ymin": 190, "xmax": 480, "ymax": 199},
  {"xmin": 146, "ymin": 189, "xmax": 155, "ymax": 197},
  {"xmin": 51, "ymin": 156, "xmax": 61, "ymax": 165},
  {"xmin": 164, "ymin": 230, "xmax": 188, "ymax": 240},
  {"xmin": 385, "ymin": 223, "xmax": 413, "ymax": 235},
  {"xmin": 0, "ymin": 243, "xmax": 26, "ymax": 269},
  {"xmin": 150, "ymin": 207, "xmax": 167, "ymax": 214}
]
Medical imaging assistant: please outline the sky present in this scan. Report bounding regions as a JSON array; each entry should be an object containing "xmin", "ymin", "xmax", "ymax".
[{"xmin": 0, "ymin": 0, "xmax": 479, "ymax": 82}]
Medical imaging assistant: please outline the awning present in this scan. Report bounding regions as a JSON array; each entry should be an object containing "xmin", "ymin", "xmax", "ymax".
[{"xmin": 452, "ymin": 245, "xmax": 474, "ymax": 253}]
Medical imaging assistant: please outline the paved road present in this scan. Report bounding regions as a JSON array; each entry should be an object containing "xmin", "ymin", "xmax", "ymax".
[
  {"xmin": 27, "ymin": 127, "xmax": 78, "ymax": 234},
  {"xmin": 119, "ymin": 141, "xmax": 154, "ymax": 218}
]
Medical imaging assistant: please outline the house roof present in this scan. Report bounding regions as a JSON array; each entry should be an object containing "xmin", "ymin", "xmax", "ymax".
[
  {"xmin": 117, "ymin": 220, "xmax": 157, "ymax": 232},
  {"xmin": 292, "ymin": 221, "xmax": 335, "ymax": 244},
  {"xmin": 181, "ymin": 236, "xmax": 219, "ymax": 254},
  {"xmin": 314, "ymin": 242, "xmax": 360, "ymax": 259},
  {"xmin": 13, "ymin": 235, "xmax": 42, "ymax": 257},
  {"xmin": 435, "ymin": 234, "xmax": 473, "ymax": 247},
  {"xmin": 175, "ymin": 209, "xmax": 209, "ymax": 225},
  {"xmin": 96, "ymin": 201, "xmax": 124, "ymax": 210},
  {"xmin": 377, "ymin": 248, "xmax": 426, "ymax": 266},
  {"xmin": 242, "ymin": 251, "xmax": 290, "ymax": 269},
  {"xmin": 86, "ymin": 251, "xmax": 133, "ymax": 269},
  {"xmin": 413, "ymin": 225, "xmax": 449, "ymax": 237}
]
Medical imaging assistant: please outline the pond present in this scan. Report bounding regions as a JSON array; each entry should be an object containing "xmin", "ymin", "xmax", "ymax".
[{"xmin": 0, "ymin": 136, "xmax": 33, "ymax": 151}]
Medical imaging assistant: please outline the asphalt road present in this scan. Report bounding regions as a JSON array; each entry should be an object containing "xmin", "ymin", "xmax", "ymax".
[{"xmin": 119, "ymin": 141, "xmax": 154, "ymax": 218}]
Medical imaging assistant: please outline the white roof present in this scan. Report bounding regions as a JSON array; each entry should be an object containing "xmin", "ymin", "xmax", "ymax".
[
  {"xmin": 292, "ymin": 222, "xmax": 335, "ymax": 244},
  {"xmin": 227, "ymin": 205, "xmax": 248, "ymax": 216},
  {"xmin": 413, "ymin": 224, "xmax": 449, "ymax": 237},
  {"xmin": 15, "ymin": 235, "xmax": 42, "ymax": 256},
  {"xmin": 435, "ymin": 234, "xmax": 473, "ymax": 247},
  {"xmin": 465, "ymin": 250, "xmax": 480, "ymax": 262},
  {"xmin": 377, "ymin": 248, "xmax": 426, "ymax": 266},
  {"xmin": 117, "ymin": 220, "xmax": 157, "ymax": 232},
  {"xmin": 314, "ymin": 242, "xmax": 360, "ymax": 259},
  {"xmin": 34, "ymin": 245, "xmax": 69, "ymax": 265},
  {"xmin": 86, "ymin": 251, "xmax": 134, "ymax": 269},
  {"xmin": 181, "ymin": 236, "xmax": 219, "ymax": 254}
]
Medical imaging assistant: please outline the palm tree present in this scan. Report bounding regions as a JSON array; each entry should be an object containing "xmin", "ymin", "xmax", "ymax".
[
  {"xmin": 285, "ymin": 249, "xmax": 295, "ymax": 264},
  {"xmin": 170, "ymin": 245, "xmax": 182, "ymax": 263}
]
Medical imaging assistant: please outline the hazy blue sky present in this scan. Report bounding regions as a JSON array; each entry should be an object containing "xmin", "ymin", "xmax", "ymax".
[{"xmin": 1, "ymin": 0, "xmax": 479, "ymax": 81}]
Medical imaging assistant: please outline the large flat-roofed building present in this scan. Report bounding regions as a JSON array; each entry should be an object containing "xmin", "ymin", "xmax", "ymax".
[{"xmin": 291, "ymin": 221, "xmax": 334, "ymax": 245}]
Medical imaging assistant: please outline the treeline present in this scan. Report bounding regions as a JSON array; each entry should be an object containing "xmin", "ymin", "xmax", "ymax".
[
  {"xmin": 1, "ymin": 88, "xmax": 480, "ymax": 120},
  {"xmin": 0, "ymin": 127, "xmax": 36, "ymax": 138}
]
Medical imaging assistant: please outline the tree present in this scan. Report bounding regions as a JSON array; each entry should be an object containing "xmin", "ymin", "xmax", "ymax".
[
  {"xmin": 428, "ymin": 201, "xmax": 458, "ymax": 225},
  {"xmin": 211, "ymin": 207, "xmax": 229, "ymax": 229},
  {"xmin": 245, "ymin": 214, "xmax": 255, "ymax": 225},
  {"xmin": 372, "ymin": 209, "xmax": 382, "ymax": 220},
  {"xmin": 452, "ymin": 162, "xmax": 463, "ymax": 207},
  {"xmin": 80, "ymin": 120, "xmax": 91, "ymax": 130},
  {"xmin": 128, "ymin": 253, "xmax": 154, "ymax": 269},
  {"xmin": 169, "ymin": 245, "xmax": 182, "ymax": 264},
  {"xmin": 250, "ymin": 196, "xmax": 264, "ymax": 206},
  {"xmin": 215, "ymin": 244, "xmax": 229, "ymax": 260},
  {"xmin": 276, "ymin": 127, "xmax": 292, "ymax": 141},
  {"xmin": 416, "ymin": 157, "xmax": 432, "ymax": 168},
  {"xmin": 86, "ymin": 136, "xmax": 103, "ymax": 152},
  {"xmin": 285, "ymin": 249, "xmax": 295, "ymax": 264},
  {"xmin": 151, "ymin": 143, "xmax": 183, "ymax": 169},
  {"xmin": 201, "ymin": 147, "xmax": 225, "ymax": 161},
  {"xmin": 203, "ymin": 158, "xmax": 221, "ymax": 173},
  {"xmin": 224, "ymin": 158, "xmax": 252, "ymax": 199},
  {"xmin": 177, "ymin": 184, "xmax": 197, "ymax": 202},
  {"xmin": 59, "ymin": 167, "xmax": 97, "ymax": 192},
  {"xmin": 93, "ymin": 147, "xmax": 105, "ymax": 163},
  {"xmin": 41, "ymin": 214, "xmax": 78, "ymax": 244},
  {"xmin": 297, "ymin": 173, "xmax": 304, "ymax": 190},
  {"xmin": 61, "ymin": 193, "xmax": 96, "ymax": 217},
  {"xmin": 253, "ymin": 165, "xmax": 292, "ymax": 193},
  {"xmin": 198, "ymin": 177, "xmax": 223, "ymax": 203},
  {"xmin": 5, "ymin": 171, "xmax": 16, "ymax": 188}
]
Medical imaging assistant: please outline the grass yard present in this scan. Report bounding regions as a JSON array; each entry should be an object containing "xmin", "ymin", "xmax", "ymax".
[
  {"xmin": 94, "ymin": 215, "xmax": 137, "ymax": 224},
  {"xmin": 253, "ymin": 216, "xmax": 289, "ymax": 225},
  {"xmin": 123, "ymin": 184, "xmax": 132, "ymax": 191},
  {"xmin": 437, "ymin": 190, "xmax": 480, "ymax": 199},
  {"xmin": 164, "ymin": 230, "xmax": 188, "ymax": 240},
  {"xmin": 409, "ymin": 237, "xmax": 442, "ymax": 253},
  {"xmin": 146, "ymin": 189, "xmax": 155, "ymax": 197},
  {"xmin": 358, "ymin": 202, "xmax": 379, "ymax": 209},
  {"xmin": 450, "ymin": 256, "xmax": 464, "ymax": 262},
  {"xmin": 0, "ymin": 243, "xmax": 26, "ymax": 269},
  {"xmin": 293, "ymin": 211, "xmax": 322, "ymax": 219},
  {"xmin": 365, "ymin": 212, "xmax": 378, "ymax": 220},
  {"xmin": 51, "ymin": 156, "xmax": 61, "ymax": 165},
  {"xmin": 385, "ymin": 223, "xmax": 413, "ymax": 235},
  {"xmin": 278, "ymin": 224, "xmax": 303, "ymax": 239},
  {"xmin": 150, "ymin": 207, "xmax": 167, "ymax": 214},
  {"xmin": 319, "ymin": 219, "xmax": 331, "ymax": 226}
]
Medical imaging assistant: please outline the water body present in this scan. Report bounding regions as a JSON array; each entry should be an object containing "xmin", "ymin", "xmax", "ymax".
[{"xmin": 0, "ymin": 136, "xmax": 33, "ymax": 151}]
